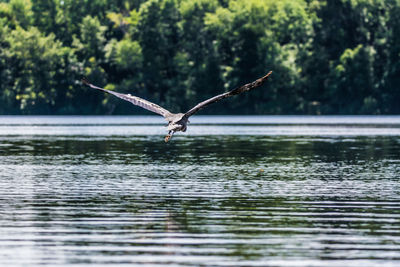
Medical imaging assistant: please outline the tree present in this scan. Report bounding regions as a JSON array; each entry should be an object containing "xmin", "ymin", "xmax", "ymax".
[
  {"xmin": 328, "ymin": 44, "xmax": 377, "ymax": 114},
  {"xmin": 4, "ymin": 26, "xmax": 80, "ymax": 113},
  {"xmin": 0, "ymin": 0, "xmax": 399, "ymax": 115},
  {"xmin": 137, "ymin": 0, "xmax": 182, "ymax": 112},
  {"xmin": 382, "ymin": 0, "xmax": 400, "ymax": 113}
]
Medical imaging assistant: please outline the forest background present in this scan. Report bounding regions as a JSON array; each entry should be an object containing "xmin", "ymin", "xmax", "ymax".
[{"xmin": 0, "ymin": 0, "xmax": 399, "ymax": 115}]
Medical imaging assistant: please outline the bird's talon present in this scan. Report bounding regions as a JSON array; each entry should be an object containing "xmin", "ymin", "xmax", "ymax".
[{"xmin": 165, "ymin": 134, "xmax": 171, "ymax": 142}]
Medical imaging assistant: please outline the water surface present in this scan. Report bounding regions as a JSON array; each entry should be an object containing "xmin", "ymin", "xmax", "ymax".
[{"xmin": 0, "ymin": 116, "xmax": 399, "ymax": 266}]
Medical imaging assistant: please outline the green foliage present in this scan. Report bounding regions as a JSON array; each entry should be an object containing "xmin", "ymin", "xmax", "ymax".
[
  {"xmin": 0, "ymin": 0, "xmax": 33, "ymax": 29},
  {"xmin": 105, "ymin": 38, "xmax": 142, "ymax": 71},
  {"xmin": 0, "ymin": 0, "xmax": 399, "ymax": 115},
  {"xmin": 328, "ymin": 44, "xmax": 376, "ymax": 114},
  {"xmin": 75, "ymin": 15, "xmax": 107, "ymax": 60},
  {"xmin": 1, "ymin": 26, "xmax": 80, "ymax": 113}
]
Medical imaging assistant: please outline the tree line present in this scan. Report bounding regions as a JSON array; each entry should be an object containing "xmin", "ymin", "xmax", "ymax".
[{"xmin": 0, "ymin": 0, "xmax": 399, "ymax": 115}]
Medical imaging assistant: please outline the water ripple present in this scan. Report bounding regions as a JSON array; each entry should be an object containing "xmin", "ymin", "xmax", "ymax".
[{"xmin": 0, "ymin": 116, "xmax": 400, "ymax": 266}]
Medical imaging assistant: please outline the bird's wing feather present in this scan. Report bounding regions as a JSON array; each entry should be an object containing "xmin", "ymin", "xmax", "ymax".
[
  {"xmin": 82, "ymin": 78, "xmax": 172, "ymax": 118},
  {"xmin": 184, "ymin": 71, "xmax": 272, "ymax": 118}
]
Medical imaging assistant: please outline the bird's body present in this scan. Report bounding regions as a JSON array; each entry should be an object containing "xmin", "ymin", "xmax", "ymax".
[
  {"xmin": 82, "ymin": 71, "xmax": 272, "ymax": 142},
  {"xmin": 164, "ymin": 113, "xmax": 187, "ymax": 142}
]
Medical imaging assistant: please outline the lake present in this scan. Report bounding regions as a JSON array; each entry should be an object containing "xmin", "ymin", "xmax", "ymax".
[{"xmin": 0, "ymin": 115, "xmax": 400, "ymax": 266}]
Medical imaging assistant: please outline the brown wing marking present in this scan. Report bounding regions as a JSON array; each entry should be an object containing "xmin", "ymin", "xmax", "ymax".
[{"xmin": 184, "ymin": 71, "xmax": 272, "ymax": 117}]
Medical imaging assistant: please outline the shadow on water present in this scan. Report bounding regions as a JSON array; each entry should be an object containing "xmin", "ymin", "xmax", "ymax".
[{"xmin": 1, "ymin": 129, "xmax": 400, "ymax": 265}]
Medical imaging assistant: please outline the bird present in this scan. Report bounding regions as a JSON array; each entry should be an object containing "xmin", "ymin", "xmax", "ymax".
[{"xmin": 82, "ymin": 71, "xmax": 272, "ymax": 142}]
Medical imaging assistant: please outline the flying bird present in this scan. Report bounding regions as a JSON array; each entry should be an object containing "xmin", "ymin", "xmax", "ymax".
[{"xmin": 82, "ymin": 71, "xmax": 272, "ymax": 142}]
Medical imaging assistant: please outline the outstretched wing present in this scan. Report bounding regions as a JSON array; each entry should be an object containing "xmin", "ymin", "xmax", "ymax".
[
  {"xmin": 184, "ymin": 71, "xmax": 272, "ymax": 118},
  {"xmin": 82, "ymin": 78, "xmax": 172, "ymax": 118}
]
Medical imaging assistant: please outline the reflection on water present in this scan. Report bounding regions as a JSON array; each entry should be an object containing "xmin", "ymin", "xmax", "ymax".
[{"xmin": 0, "ymin": 116, "xmax": 399, "ymax": 266}]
